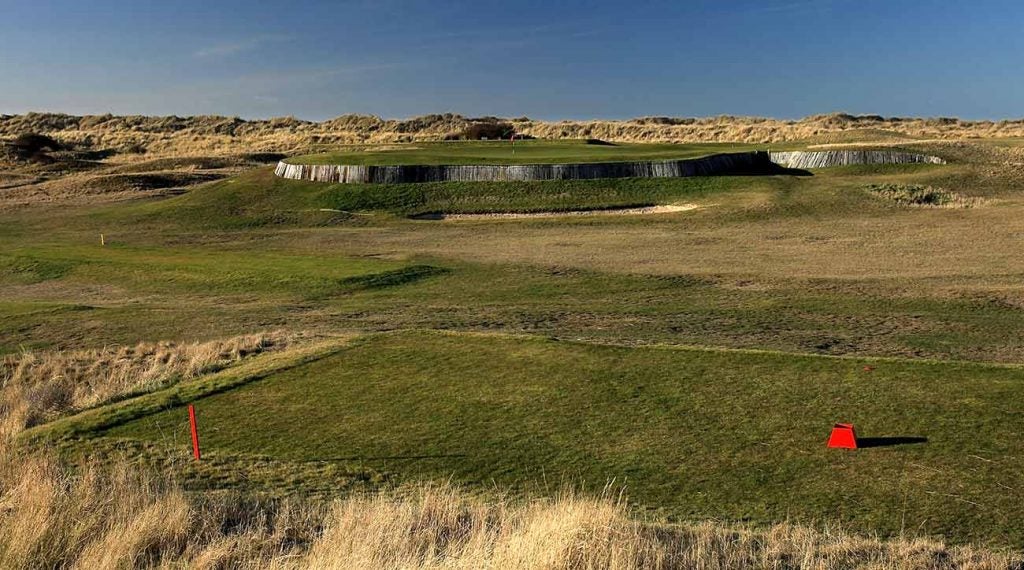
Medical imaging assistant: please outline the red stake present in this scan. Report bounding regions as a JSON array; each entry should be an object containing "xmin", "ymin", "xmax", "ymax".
[{"xmin": 188, "ymin": 404, "xmax": 201, "ymax": 460}]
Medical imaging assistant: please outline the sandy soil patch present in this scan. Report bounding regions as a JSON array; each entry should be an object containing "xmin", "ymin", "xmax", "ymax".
[{"xmin": 413, "ymin": 204, "xmax": 703, "ymax": 221}]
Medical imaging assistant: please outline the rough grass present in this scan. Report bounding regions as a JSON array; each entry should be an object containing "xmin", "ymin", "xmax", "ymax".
[
  {"xmin": 0, "ymin": 445, "xmax": 1017, "ymax": 569},
  {"xmin": 866, "ymin": 183, "xmax": 985, "ymax": 208},
  {"xmin": 0, "ymin": 331, "xmax": 298, "ymax": 438},
  {"xmin": 8, "ymin": 112, "xmax": 1024, "ymax": 156}
]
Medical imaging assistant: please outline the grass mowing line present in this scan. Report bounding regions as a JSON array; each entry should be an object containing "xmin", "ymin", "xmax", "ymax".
[
  {"xmin": 421, "ymin": 328, "xmax": 1024, "ymax": 372},
  {"xmin": 19, "ymin": 335, "xmax": 357, "ymax": 444}
]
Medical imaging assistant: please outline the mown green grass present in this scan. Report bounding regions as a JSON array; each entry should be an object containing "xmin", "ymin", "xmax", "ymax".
[
  {"xmin": 101, "ymin": 331, "xmax": 1024, "ymax": 546},
  {"xmin": 0, "ymin": 243, "xmax": 416, "ymax": 297},
  {"xmin": 0, "ymin": 239, "xmax": 444, "ymax": 354},
  {"xmin": 288, "ymin": 139, "xmax": 787, "ymax": 166},
  {"xmin": 0, "ymin": 160, "xmax": 1018, "ymax": 365},
  {"xmin": 4, "ymin": 245, "xmax": 1023, "ymax": 363}
]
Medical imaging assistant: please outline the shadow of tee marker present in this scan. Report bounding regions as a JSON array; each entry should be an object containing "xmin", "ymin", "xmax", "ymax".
[{"xmin": 856, "ymin": 436, "xmax": 928, "ymax": 448}]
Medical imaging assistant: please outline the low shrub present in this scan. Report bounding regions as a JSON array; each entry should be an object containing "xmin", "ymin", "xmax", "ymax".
[
  {"xmin": 866, "ymin": 183, "xmax": 983, "ymax": 208},
  {"xmin": 462, "ymin": 121, "xmax": 515, "ymax": 140}
]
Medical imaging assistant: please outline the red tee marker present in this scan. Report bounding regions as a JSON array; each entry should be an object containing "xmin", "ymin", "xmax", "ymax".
[
  {"xmin": 188, "ymin": 404, "xmax": 201, "ymax": 460},
  {"xmin": 863, "ymin": 365, "xmax": 875, "ymax": 372},
  {"xmin": 827, "ymin": 423, "xmax": 858, "ymax": 449}
]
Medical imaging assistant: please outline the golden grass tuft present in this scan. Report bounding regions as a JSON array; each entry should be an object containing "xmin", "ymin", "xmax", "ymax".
[
  {"xmin": 866, "ymin": 183, "xmax": 987, "ymax": 208},
  {"xmin": 0, "ymin": 447, "xmax": 1018, "ymax": 569},
  {"xmin": 0, "ymin": 444, "xmax": 323, "ymax": 569},
  {"xmin": 0, "ymin": 325, "xmax": 1017, "ymax": 569},
  {"xmin": 0, "ymin": 331, "xmax": 299, "ymax": 439}
]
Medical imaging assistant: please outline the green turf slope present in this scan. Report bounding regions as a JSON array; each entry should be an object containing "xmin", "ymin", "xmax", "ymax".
[
  {"xmin": 104, "ymin": 331, "xmax": 1024, "ymax": 546},
  {"xmin": 128, "ymin": 167, "xmax": 760, "ymax": 225}
]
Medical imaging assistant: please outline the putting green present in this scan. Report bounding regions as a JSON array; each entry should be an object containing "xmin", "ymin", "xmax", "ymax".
[{"xmin": 287, "ymin": 140, "xmax": 779, "ymax": 166}]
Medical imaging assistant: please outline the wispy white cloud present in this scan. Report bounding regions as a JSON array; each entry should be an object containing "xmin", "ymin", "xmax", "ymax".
[
  {"xmin": 193, "ymin": 34, "xmax": 288, "ymax": 58},
  {"xmin": 741, "ymin": 0, "xmax": 840, "ymax": 15},
  {"xmin": 234, "ymin": 62, "xmax": 405, "ymax": 85},
  {"xmin": 159, "ymin": 61, "xmax": 407, "ymax": 101}
]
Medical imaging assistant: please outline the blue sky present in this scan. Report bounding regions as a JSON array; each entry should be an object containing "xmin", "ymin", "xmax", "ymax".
[{"xmin": 1, "ymin": 0, "xmax": 1022, "ymax": 120}]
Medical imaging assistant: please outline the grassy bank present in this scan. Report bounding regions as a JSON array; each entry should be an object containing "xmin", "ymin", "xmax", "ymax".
[{"xmin": 94, "ymin": 331, "xmax": 1024, "ymax": 546}]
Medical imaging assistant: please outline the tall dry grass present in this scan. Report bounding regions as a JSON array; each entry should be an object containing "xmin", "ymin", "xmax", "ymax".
[
  {"xmin": 0, "ymin": 445, "xmax": 1018, "ymax": 570},
  {"xmin": 0, "ymin": 444, "xmax": 323, "ymax": 569},
  {"xmin": 298, "ymin": 486, "xmax": 1023, "ymax": 569},
  {"xmin": 0, "ymin": 331, "xmax": 296, "ymax": 439},
  {"xmin": 6, "ymin": 112, "xmax": 1024, "ymax": 158}
]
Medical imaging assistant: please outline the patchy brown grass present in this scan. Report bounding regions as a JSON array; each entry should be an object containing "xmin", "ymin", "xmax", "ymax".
[
  {"xmin": 0, "ymin": 331, "xmax": 300, "ymax": 438},
  {"xmin": 866, "ymin": 183, "xmax": 987, "ymax": 208}
]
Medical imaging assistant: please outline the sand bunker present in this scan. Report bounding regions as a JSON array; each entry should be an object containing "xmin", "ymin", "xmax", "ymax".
[{"xmin": 412, "ymin": 204, "xmax": 702, "ymax": 220}]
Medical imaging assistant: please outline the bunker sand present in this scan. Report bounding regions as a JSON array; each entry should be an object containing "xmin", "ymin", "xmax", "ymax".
[{"xmin": 412, "ymin": 203, "xmax": 703, "ymax": 220}]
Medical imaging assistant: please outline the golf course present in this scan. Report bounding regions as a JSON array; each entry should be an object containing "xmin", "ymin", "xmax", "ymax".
[{"xmin": 3, "ymin": 127, "xmax": 1024, "ymax": 566}]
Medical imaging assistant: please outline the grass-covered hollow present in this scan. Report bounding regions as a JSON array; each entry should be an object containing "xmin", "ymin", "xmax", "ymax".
[{"xmin": 103, "ymin": 331, "xmax": 1024, "ymax": 546}]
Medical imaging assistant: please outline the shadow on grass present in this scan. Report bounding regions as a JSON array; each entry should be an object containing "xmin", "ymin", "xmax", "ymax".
[
  {"xmin": 745, "ymin": 163, "xmax": 813, "ymax": 177},
  {"xmin": 858, "ymin": 436, "xmax": 928, "ymax": 448},
  {"xmin": 304, "ymin": 454, "xmax": 468, "ymax": 462}
]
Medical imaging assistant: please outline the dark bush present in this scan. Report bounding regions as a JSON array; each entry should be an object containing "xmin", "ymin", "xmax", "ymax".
[
  {"xmin": 242, "ymin": 152, "xmax": 287, "ymax": 163},
  {"xmin": 11, "ymin": 133, "xmax": 61, "ymax": 159},
  {"xmin": 462, "ymin": 122, "xmax": 515, "ymax": 140}
]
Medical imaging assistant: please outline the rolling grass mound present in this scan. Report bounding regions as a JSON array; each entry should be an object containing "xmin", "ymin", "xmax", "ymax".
[
  {"xmin": 132, "ymin": 167, "xmax": 757, "ymax": 228},
  {"xmin": 79, "ymin": 172, "xmax": 223, "ymax": 194}
]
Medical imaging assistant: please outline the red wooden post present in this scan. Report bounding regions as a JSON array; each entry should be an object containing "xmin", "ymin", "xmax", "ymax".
[{"xmin": 188, "ymin": 404, "xmax": 201, "ymax": 460}]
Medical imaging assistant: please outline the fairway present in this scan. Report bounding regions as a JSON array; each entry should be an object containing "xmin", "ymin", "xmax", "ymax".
[
  {"xmin": 104, "ymin": 331, "xmax": 1024, "ymax": 545},
  {"xmin": 287, "ymin": 139, "xmax": 779, "ymax": 165}
]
